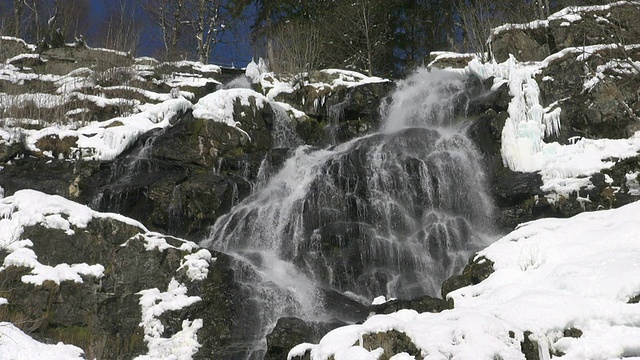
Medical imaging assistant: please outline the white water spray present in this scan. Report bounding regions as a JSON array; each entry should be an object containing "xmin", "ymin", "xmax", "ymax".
[{"xmin": 201, "ymin": 68, "xmax": 495, "ymax": 359}]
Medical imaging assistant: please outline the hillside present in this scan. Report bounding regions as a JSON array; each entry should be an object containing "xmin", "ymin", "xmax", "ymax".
[{"xmin": 1, "ymin": 2, "xmax": 640, "ymax": 360}]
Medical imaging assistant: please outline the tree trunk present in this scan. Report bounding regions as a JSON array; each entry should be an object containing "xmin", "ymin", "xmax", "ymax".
[
  {"xmin": 13, "ymin": 0, "xmax": 23, "ymax": 37},
  {"xmin": 197, "ymin": 0, "xmax": 206, "ymax": 63}
]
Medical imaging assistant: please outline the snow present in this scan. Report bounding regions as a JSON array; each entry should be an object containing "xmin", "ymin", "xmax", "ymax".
[
  {"xmin": 0, "ymin": 36, "xmax": 37, "ymax": 51},
  {"xmin": 427, "ymin": 52, "xmax": 478, "ymax": 68},
  {"xmin": 626, "ymin": 172, "xmax": 640, "ymax": 195},
  {"xmin": 468, "ymin": 51, "xmax": 640, "ymax": 196},
  {"xmin": 100, "ymin": 85, "xmax": 195, "ymax": 102},
  {"xmin": 371, "ymin": 296, "xmax": 396, "ymax": 306},
  {"xmin": 179, "ymin": 249, "xmax": 214, "ymax": 281},
  {"xmin": 11, "ymin": 97, "xmax": 193, "ymax": 161},
  {"xmin": 299, "ymin": 201, "xmax": 640, "ymax": 359},
  {"xmin": 125, "ymin": 227, "xmax": 212, "ymax": 359},
  {"xmin": 0, "ymin": 190, "xmax": 144, "ymax": 286},
  {"xmin": 245, "ymin": 58, "xmax": 269, "ymax": 84},
  {"xmin": 129, "ymin": 232, "xmax": 214, "ymax": 282},
  {"xmin": 193, "ymin": 88, "xmax": 267, "ymax": 136},
  {"xmin": 5, "ymin": 53, "xmax": 44, "ymax": 65},
  {"xmin": 490, "ymin": 1, "xmax": 640, "ymax": 40},
  {"xmin": 582, "ymin": 58, "xmax": 640, "ymax": 92},
  {"xmin": 0, "ymin": 322, "xmax": 85, "ymax": 360},
  {"xmin": 253, "ymin": 68, "xmax": 388, "ymax": 101},
  {"xmin": 160, "ymin": 74, "xmax": 221, "ymax": 88},
  {"xmin": 372, "ymin": 296, "xmax": 387, "ymax": 305},
  {"xmin": 137, "ymin": 279, "xmax": 202, "ymax": 339},
  {"xmin": 167, "ymin": 61, "xmax": 221, "ymax": 74},
  {"xmin": 0, "ymin": 189, "xmax": 211, "ymax": 359},
  {"xmin": 321, "ymin": 69, "xmax": 388, "ymax": 88}
]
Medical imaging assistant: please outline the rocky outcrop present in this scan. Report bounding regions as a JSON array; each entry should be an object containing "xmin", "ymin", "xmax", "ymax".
[
  {"xmin": 0, "ymin": 190, "xmax": 261, "ymax": 360},
  {"xmin": 441, "ymin": 256, "xmax": 494, "ymax": 300},
  {"xmin": 371, "ymin": 295, "xmax": 452, "ymax": 315},
  {"xmin": 491, "ymin": 3, "xmax": 640, "ymax": 63},
  {"xmin": 264, "ymin": 318, "xmax": 346, "ymax": 360},
  {"xmin": 275, "ymin": 78, "xmax": 395, "ymax": 145}
]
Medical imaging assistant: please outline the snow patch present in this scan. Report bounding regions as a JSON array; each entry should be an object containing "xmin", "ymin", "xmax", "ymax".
[
  {"xmin": 0, "ymin": 190, "xmax": 145, "ymax": 286},
  {"xmin": 0, "ymin": 322, "xmax": 84, "ymax": 359},
  {"xmin": 301, "ymin": 201, "xmax": 640, "ymax": 359}
]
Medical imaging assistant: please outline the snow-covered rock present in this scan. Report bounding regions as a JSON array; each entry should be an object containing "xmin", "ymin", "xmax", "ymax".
[
  {"xmin": 0, "ymin": 190, "xmax": 213, "ymax": 359},
  {"xmin": 295, "ymin": 200, "xmax": 640, "ymax": 359}
]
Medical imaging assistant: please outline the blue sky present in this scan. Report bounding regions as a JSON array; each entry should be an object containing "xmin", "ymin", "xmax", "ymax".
[{"xmin": 88, "ymin": 0, "xmax": 254, "ymax": 67}]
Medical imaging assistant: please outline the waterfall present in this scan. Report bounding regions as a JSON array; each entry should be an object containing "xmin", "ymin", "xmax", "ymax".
[{"xmin": 201, "ymin": 68, "xmax": 496, "ymax": 359}]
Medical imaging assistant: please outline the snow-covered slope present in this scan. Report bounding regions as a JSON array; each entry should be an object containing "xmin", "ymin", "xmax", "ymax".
[
  {"xmin": 293, "ymin": 199, "xmax": 640, "ymax": 359},
  {"xmin": 0, "ymin": 190, "xmax": 212, "ymax": 360}
]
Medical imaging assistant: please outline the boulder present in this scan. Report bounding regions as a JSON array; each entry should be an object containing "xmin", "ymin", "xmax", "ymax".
[
  {"xmin": 265, "ymin": 317, "xmax": 345, "ymax": 360},
  {"xmin": 361, "ymin": 330, "xmax": 422, "ymax": 360},
  {"xmin": 371, "ymin": 295, "xmax": 452, "ymax": 315},
  {"xmin": 538, "ymin": 46, "xmax": 640, "ymax": 143},
  {"xmin": 491, "ymin": 29, "xmax": 551, "ymax": 63},
  {"xmin": 441, "ymin": 256, "xmax": 494, "ymax": 300}
]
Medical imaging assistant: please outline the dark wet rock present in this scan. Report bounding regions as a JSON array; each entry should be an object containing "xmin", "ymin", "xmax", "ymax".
[
  {"xmin": 563, "ymin": 328, "xmax": 584, "ymax": 338},
  {"xmin": 361, "ymin": 330, "xmax": 422, "ymax": 360},
  {"xmin": 428, "ymin": 53, "xmax": 476, "ymax": 69},
  {"xmin": 492, "ymin": 170, "xmax": 545, "ymax": 231},
  {"xmin": 0, "ymin": 156, "xmax": 100, "ymax": 199},
  {"xmin": 371, "ymin": 295, "xmax": 452, "ymax": 315},
  {"xmin": 441, "ymin": 256, "xmax": 494, "ymax": 300},
  {"xmin": 152, "ymin": 111, "xmax": 249, "ymax": 168},
  {"xmin": 549, "ymin": 3, "xmax": 640, "ymax": 51},
  {"xmin": 491, "ymin": 3, "xmax": 640, "ymax": 63},
  {"xmin": 538, "ymin": 46, "xmax": 640, "ymax": 144},
  {"xmin": 40, "ymin": 44, "xmax": 134, "ymax": 75},
  {"xmin": 492, "ymin": 28, "xmax": 552, "ymax": 63},
  {"xmin": 521, "ymin": 331, "xmax": 540, "ymax": 360},
  {"xmin": 265, "ymin": 317, "xmax": 346, "ymax": 360},
  {"xmin": 0, "ymin": 141, "xmax": 24, "ymax": 163},
  {"xmin": 0, "ymin": 37, "xmax": 35, "ymax": 62},
  {"xmin": 277, "ymin": 81, "xmax": 395, "ymax": 145},
  {"xmin": 0, "ymin": 217, "xmax": 167, "ymax": 359},
  {"xmin": 0, "ymin": 198, "xmax": 252, "ymax": 360}
]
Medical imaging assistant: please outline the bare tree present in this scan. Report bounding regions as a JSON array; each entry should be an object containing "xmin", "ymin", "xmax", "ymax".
[
  {"xmin": 12, "ymin": 0, "xmax": 24, "ymax": 37},
  {"xmin": 53, "ymin": 0, "xmax": 90, "ymax": 42},
  {"xmin": 143, "ymin": 0, "xmax": 192, "ymax": 60},
  {"xmin": 97, "ymin": 0, "xmax": 142, "ymax": 54},
  {"xmin": 192, "ymin": 0, "xmax": 228, "ymax": 63},
  {"xmin": 270, "ymin": 19, "xmax": 322, "ymax": 81},
  {"xmin": 324, "ymin": 0, "xmax": 393, "ymax": 76},
  {"xmin": 22, "ymin": 0, "xmax": 46, "ymax": 44},
  {"xmin": 456, "ymin": 0, "xmax": 499, "ymax": 62}
]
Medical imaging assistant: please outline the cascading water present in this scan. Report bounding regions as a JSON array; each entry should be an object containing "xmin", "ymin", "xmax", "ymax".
[{"xmin": 201, "ymin": 68, "xmax": 496, "ymax": 359}]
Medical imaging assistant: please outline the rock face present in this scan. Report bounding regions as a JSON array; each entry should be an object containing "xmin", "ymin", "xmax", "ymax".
[
  {"xmin": 489, "ymin": 3, "xmax": 640, "ymax": 145},
  {"xmin": 3, "ymin": 4, "xmax": 640, "ymax": 357},
  {"xmin": 275, "ymin": 74, "xmax": 395, "ymax": 145},
  {"xmin": 0, "ymin": 190, "xmax": 266, "ymax": 360},
  {"xmin": 491, "ymin": 3, "xmax": 640, "ymax": 63}
]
